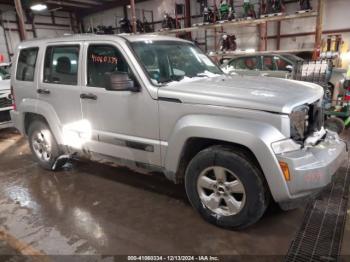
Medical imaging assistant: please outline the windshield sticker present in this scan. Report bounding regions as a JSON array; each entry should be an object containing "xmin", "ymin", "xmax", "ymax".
[{"xmin": 91, "ymin": 54, "xmax": 118, "ymax": 64}]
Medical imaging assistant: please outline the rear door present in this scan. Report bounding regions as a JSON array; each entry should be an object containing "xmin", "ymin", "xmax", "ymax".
[{"xmin": 38, "ymin": 43, "xmax": 83, "ymax": 144}]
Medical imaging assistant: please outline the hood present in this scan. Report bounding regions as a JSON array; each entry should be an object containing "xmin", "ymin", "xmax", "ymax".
[
  {"xmin": 158, "ymin": 75, "xmax": 323, "ymax": 114},
  {"xmin": 0, "ymin": 79, "xmax": 10, "ymax": 92}
]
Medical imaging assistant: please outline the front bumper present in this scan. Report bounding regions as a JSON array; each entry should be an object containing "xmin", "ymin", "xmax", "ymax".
[{"xmin": 276, "ymin": 131, "xmax": 347, "ymax": 208}]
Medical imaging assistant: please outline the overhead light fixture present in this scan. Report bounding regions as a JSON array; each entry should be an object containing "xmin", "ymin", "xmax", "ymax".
[{"xmin": 30, "ymin": 3, "xmax": 48, "ymax": 11}]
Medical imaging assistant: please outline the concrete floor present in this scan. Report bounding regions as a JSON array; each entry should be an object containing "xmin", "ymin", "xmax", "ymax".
[{"xmin": 0, "ymin": 128, "xmax": 349, "ymax": 258}]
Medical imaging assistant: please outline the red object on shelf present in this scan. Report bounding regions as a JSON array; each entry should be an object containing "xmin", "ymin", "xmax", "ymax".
[
  {"xmin": 345, "ymin": 81, "xmax": 350, "ymax": 101},
  {"xmin": 0, "ymin": 54, "xmax": 4, "ymax": 63}
]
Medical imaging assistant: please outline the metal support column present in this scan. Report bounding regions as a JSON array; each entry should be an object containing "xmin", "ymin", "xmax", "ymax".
[
  {"xmin": 185, "ymin": 0, "xmax": 191, "ymax": 28},
  {"xmin": 14, "ymin": 0, "xmax": 27, "ymax": 40},
  {"xmin": 276, "ymin": 21, "xmax": 281, "ymax": 50},
  {"xmin": 313, "ymin": 0, "xmax": 325, "ymax": 59},
  {"xmin": 130, "ymin": 0, "xmax": 137, "ymax": 33}
]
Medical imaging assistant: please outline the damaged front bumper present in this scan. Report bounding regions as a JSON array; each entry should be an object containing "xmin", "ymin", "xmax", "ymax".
[{"xmin": 276, "ymin": 130, "xmax": 348, "ymax": 209}]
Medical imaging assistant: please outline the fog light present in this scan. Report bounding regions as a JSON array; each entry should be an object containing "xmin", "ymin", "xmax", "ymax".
[{"xmin": 279, "ymin": 161, "xmax": 291, "ymax": 181}]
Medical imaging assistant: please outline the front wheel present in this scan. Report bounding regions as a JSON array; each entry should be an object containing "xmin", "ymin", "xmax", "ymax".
[
  {"xmin": 185, "ymin": 145, "xmax": 269, "ymax": 229},
  {"xmin": 28, "ymin": 120, "xmax": 66, "ymax": 170}
]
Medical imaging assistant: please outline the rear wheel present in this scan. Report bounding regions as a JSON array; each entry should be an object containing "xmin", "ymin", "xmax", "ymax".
[
  {"xmin": 185, "ymin": 145, "xmax": 269, "ymax": 229},
  {"xmin": 28, "ymin": 120, "xmax": 66, "ymax": 170}
]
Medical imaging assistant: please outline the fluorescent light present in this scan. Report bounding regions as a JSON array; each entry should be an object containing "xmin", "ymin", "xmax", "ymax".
[{"xmin": 30, "ymin": 3, "xmax": 47, "ymax": 11}]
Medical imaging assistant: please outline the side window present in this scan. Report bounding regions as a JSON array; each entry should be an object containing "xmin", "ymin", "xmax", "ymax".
[
  {"xmin": 235, "ymin": 57, "xmax": 258, "ymax": 70},
  {"xmin": 275, "ymin": 57, "xmax": 292, "ymax": 71},
  {"xmin": 87, "ymin": 44, "xmax": 129, "ymax": 88},
  {"xmin": 16, "ymin": 47, "xmax": 39, "ymax": 81},
  {"xmin": 262, "ymin": 56, "xmax": 277, "ymax": 71},
  {"xmin": 44, "ymin": 45, "xmax": 79, "ymax": 85}
]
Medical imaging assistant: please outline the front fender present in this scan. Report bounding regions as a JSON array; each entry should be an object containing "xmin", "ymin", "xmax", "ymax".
[
  {"xmin": 164, "ymin": 114, "xmax": 291, "ymax": 202},
  {"xmin": 18, "ymin": 99, "xmax": 64, "ymax": 145}
]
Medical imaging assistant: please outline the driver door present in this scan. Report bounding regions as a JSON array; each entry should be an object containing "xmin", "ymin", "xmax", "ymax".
[{"xmin": 80, "ymin": 41, "xmax": 161, "ymax": 166}]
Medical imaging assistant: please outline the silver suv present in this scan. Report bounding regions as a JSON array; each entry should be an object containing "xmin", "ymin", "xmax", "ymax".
[{"xmin": 10, "ymin": 34, "xmax": 347, "ymax": 229}]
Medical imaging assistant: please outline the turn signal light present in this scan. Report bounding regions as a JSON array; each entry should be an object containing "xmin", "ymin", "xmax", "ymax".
[{"xmin": 279, "ymin": 161, "xmax": 291, "ymax": 181}]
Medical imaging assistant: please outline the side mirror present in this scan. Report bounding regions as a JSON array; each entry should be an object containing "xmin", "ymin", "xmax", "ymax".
[
  {"xmin": 104, "ymin": 71, "xmax": 139, "ymax": 92},
  {"xmin": 285, "ymin": 65, "xmax": 293, "ymax": 72}
]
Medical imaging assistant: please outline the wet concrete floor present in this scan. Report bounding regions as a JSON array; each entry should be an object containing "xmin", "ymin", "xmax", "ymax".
[{"xmin": 0, "ymin": 128, "xmax": 349, "ymax": 258}]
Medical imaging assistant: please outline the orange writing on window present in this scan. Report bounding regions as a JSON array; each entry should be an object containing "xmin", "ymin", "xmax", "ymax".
[{"xmin": 91, "ymin": 54, "xmax": 118, "ymax": 64}]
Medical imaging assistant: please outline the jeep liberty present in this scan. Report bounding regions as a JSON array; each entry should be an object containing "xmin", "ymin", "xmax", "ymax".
[{"xmin": 10, "ymin": 34, "xmax": 347, "ymax": 229}]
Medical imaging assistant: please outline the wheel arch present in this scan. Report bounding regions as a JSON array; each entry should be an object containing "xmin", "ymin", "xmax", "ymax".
[
  {"xmin": 19, "ymin": 99, "xmax": 64, "ymax": 145},
  {"xmin": 163, "ymin": 114, "xmax": 291, "ymax": 202},
  {"xmin": 173, "ymin": 137, "xmax": 262, "ymax": 183}
]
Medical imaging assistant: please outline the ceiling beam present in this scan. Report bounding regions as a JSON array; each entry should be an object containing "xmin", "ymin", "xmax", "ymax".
[
  {"xmin": 70, "ymin": 0, "xmax": 102, "ymax": 5},
  {"xmin": 46, "ymin": 0, "xmax": 92, "ymax": 8},
  {"xmin": 79, "ymin": 0, "xmax": 148, "ymax": 17}
]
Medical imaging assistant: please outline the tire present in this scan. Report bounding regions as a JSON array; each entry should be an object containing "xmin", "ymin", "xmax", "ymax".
[
  {"xmin": 325, "ymin": 117, "xmax": 345, "ymax": 134},
  {"xmin": 28, "ymin": 120, "xmax": 65, "ymax": 170},
  {"xmin": 185, "ymin": 145, "xmax": 269, "ymax": 229}
]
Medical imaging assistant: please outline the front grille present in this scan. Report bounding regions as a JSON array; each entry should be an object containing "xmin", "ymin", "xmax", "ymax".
[
  {"xmin": 306, "ymin": 100, "xmax": 324, "ymax": 136},
  {"xmin": 0, "ymin": 110, "xmax": 11, "ymax": 122},
  {"xmin": 291, "ymin": 100, "xmax": 324, "ymax": 142},
  {"xmin": 0, "ymin": 97, "xmax": 12, "ymax": 108}
]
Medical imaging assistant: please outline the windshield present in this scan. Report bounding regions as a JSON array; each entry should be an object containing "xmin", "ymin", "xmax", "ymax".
[{"xmin": 131, "ymin": 41, "xmax": 223, "ymax": 85}]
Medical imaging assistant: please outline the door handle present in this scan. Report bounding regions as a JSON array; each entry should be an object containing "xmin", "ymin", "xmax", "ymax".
[
  {"xmin": 80, "ymin": 93, "xmax": 97, "ymax": 100},
  {"xmin": 37, "ymin": 89, "xmax": 50, "ymax": 95}
]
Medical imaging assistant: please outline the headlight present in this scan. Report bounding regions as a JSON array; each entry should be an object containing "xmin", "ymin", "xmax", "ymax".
[
  {"xmin": 290, "ymin": 105, "xmax": 309, "ymax": 141},
  {"xmin": 272, "ymin": 139, "xmax": 301, "ymax": 154}
]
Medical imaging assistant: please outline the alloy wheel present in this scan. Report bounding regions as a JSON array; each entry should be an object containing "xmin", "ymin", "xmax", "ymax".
[{"xmin": 197, "ymin": 166, "xmax": 246, "ymax": 216}]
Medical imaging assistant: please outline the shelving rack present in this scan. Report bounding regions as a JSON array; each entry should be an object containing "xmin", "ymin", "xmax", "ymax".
[
  {"xmin": 153, "ymin": 11, "xmax": 317, "ymax": 35},
  {"xmin": 144, "ymin": 0, "xmax": 325, "ymax": 61}
]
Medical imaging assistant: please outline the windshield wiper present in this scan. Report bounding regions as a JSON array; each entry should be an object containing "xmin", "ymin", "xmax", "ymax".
[{"xmin": 195, "ymin": 74, "xmax": 209, "ymax": 78}]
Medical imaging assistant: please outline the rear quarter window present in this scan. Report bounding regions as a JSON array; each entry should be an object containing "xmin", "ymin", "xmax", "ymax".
[{"xmin": 16, "ymin": 47, "xmax": 39, "ymax": 82}]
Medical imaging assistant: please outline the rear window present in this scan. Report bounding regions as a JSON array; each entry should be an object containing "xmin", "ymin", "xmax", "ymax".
[
  {"xmin": 44, "ymin": 45, "xmax": 80, "ymax": 85},
  {"xmin": 16, "ymin": 47, "xmax": 39, "ymax": 81}
]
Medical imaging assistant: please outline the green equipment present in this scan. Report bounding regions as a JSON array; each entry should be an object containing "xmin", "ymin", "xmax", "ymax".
[{"xmin": 243, "ymin": 0, "xmax": 256, "ymax": 18}]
